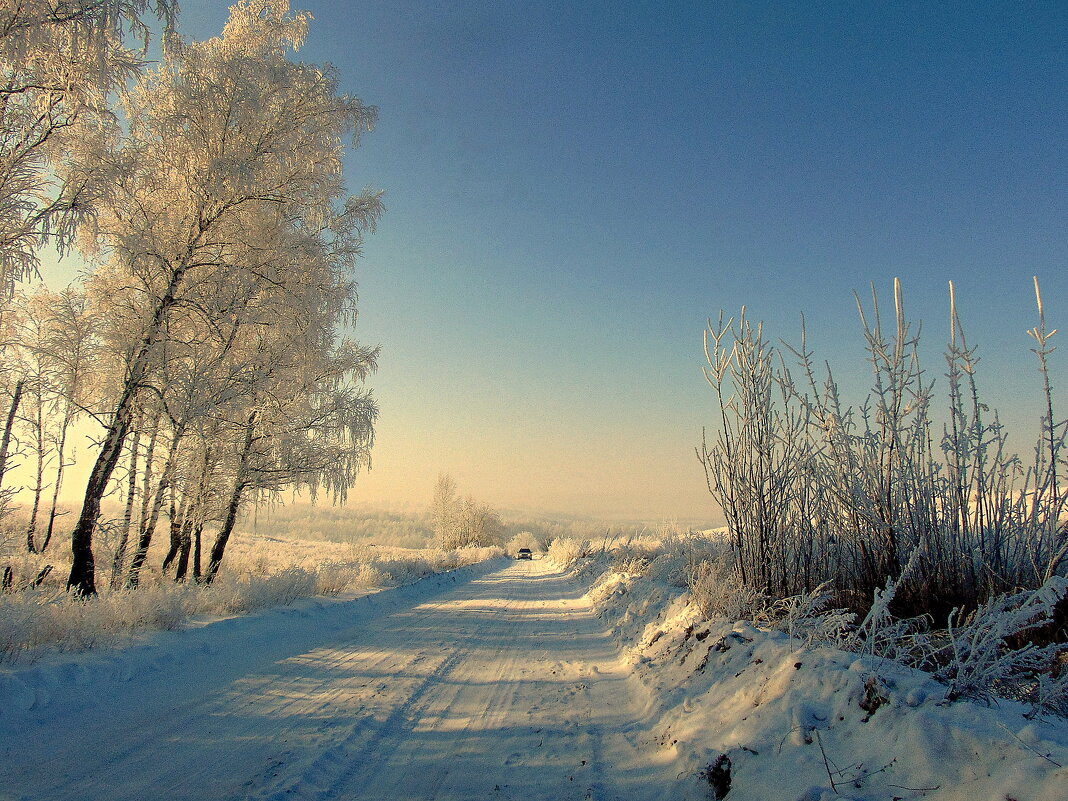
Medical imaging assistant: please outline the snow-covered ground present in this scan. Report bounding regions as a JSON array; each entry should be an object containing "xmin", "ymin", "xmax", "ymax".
[
  {"xmin": 586, "ymin": 558, "xmax": 1068, "ymax": 801},
  {"xmin": 0, "ymin": 557, "xmax": 660, "ymax": 800},
  {"xmin": 0, "ymin": 535, "xmax": 503, "ymax": 659},
  {"xmin": 1, "ymin": 555, "xmax": 1066, "ymax": 800}
]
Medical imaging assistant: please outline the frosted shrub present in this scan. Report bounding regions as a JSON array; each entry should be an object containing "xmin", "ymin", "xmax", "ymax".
[
  {"xmin": 109, "ymin": 584, "xmax": 191, "ymax": 631},
  {"xmin": 758, "ymin": 583, "xmax": 856, "ymax": 646},
  {"xmin": 377, "ymin": 557, "xmax": 429, "ymax": 585},
  {"xmin": 612, "ymin": 542, "xmax": 655, "ymax": 575},
  {"xmin": 935, "ymin": 577, "xmax": 1068, "ymax": 704},
  {"xmin": 354, "ymin": 563, "xmax": 387, "ymax": 588},
  {"xmin": 456, "ymin": 545, "xmax": 504, "ymax": 565},
  {"xmin": 31, "ymin": 594, "xmax": 104, "ymax": 652},
  {"xmin": 265, "ymin": 568, "xmax": 319, "ymax": 606},
  {"xmin": 0, "ymin": 595, "xmax": 26, "ymax": 659},
  {"xmin": 0, "ymin": 589, "xmax": 64, "ymax": 660},
  {"xmin": 548, "ymin": 537, "xmax": 589, "ymax": 567},
  {"xmin": 699, "ymin": 279, "xmax": 1067, "ymax": 619},
  {"xmin": 654, "ymin": 530, "xmax": 730, "ymax": 588},
  {"xmin": 828, "ymin": 573, "xmax": 1068, "ymax": 713},
  {"xmin": 0, "ymin": 534, "xmax": 503, "ymax": 659},
  {"xmin": 0, "ymin": 584, "xmax": 193, "ymax": 661},
  {"xmin": 841, "ymin": 564, "xmax": 938, "ymax": 668},
  {"xmin": 316, "ymin": 563, "xmax": 359, "ymax": 595},
  {"xmin": 1031, "ymin": 667, "xmax": 1068, "ymax": 717},
  {"xmin": 432, "ymin": 549, "xmax": 461, "ymax": 572},
  {"xmin": 688, "ymin": 557, "xmax": 768, "ymax": 621},
  {"xmin": 214, "ymin": 568, "xmax": 318, "ymax": 614},
  {"xmin": 309, "ymin": 545, "xmax": 500, "ymax": 592}
]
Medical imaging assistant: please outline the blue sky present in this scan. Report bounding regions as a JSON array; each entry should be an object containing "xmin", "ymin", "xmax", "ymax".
[{"xmin": 139, "ymin": 1, "xmax": 1068, "ymax": 520}]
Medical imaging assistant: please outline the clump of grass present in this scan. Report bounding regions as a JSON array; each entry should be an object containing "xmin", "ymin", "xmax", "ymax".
[{"xmin": 547, "ymin": 537, "xmax": 592, "ymax": 567}]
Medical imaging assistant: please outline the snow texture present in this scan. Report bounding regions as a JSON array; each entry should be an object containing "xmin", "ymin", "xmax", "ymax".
[
  {"xmin": 1, "ymin": 555, "xmax": 1066, "ymax": 800},
  {"xmin": 588, "ymin": 559, "xmax": 1068, "ymax": 801}
]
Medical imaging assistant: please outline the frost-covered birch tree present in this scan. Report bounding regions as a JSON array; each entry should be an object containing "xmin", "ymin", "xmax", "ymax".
[
  {"xmin": 34, "ymin": 287, "xmax": 99, "ymax": 550},
  {"xmin": 204, "ymin": 334, "xmax": 378, "ymax": 583},
  {"xmin": 66, "ymin": 0, "xmax": 382, "ymax": 594},
  {"xmin": 0, "ymin": 0, "xmax": 177, "ymax": 295},
  {"xmin": 431, "ymin": 474, "xmax": 503, "ymax": 549},
  {"xmin": 1, "ymin": 288, "xmax": 98, "ymax": 552}
]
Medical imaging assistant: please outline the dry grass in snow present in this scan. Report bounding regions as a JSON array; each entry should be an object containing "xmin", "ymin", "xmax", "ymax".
[
  {"xmin": 0, "ymin": 532, "xmax": 502, "ymax": 661},
  {"xmin": 574, "ymin": 538, "xmax": 1068, "ymax": 800}
]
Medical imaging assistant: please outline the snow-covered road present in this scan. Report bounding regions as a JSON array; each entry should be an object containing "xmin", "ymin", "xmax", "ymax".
[{"xmin": 2, "ymin": 559, "xmax": 668, "ymax": 801}]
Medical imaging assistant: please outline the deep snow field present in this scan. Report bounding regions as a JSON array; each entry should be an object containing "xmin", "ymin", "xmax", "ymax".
[
  {"xmin": 0, "ymin": 544, "xmax": 1065, "ymax": 800},
  {"xmin": 581, "ymin": 553, "xmax": 1068, "ymax": 801}
]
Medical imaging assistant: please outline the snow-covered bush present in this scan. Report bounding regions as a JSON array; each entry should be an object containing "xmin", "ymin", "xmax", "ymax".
[
  {"xmin": 612, "ymin": 542, "xmax": 656, "ymax": 576},
  {"xmin": 548, "ymin": 537, "xmax": 590, "ymax": 567},
  {"xmin": 0, "ymin": 536, "xmax": 503, "ymax": 661},
  {"xmin": 758, "ymin": 583, "xmax": 855, "ymax": 646},
  {"xmin": 633, "ymin": 533, "xmax": 1068, "ymax": 714},
  {"xmin": 0, "ymin": 588, "xmax": 65, "ymax": 659},
  {"xmin": 214, "ymin": 568, "xmax": 318, "ymax": 613},
  {"xmin": 112, "ymin": 584, "xmax": 192, "ymax": 631},
  {"xmin": 833, "ymin": 573, "xmax": 1068, "ymax": 713},
  {"xmin": 1030, "ymin": 665, "xmax": 1068, "ymax": 717},
  {"xmin": 651, "ymin": 529, "xmax": 730, "ymax": 588},
  {"xmin": 686, "ymin": 562, "xmax": 852, "ymax": 647},
  {"xmin": 0, "ymin": 584, "xmax": 194, "ymax": 660},
  {"xmin": 935, "ymin": 577, "xmax": 1068, "ymax": 704},
  {"xmin": 841, "ymin": 565, "xmax": 939, "ymax": 670},
  {"xmin": 315, "ymin": 562, "xmax": 360, "ymax": 595},
  {"xmin": 688, "ymin": 556, "xmax": 768, "ymax": 622},
  {"xmin": 699, "ymin": 279, "xmax": 1067, "ymax": 620}
]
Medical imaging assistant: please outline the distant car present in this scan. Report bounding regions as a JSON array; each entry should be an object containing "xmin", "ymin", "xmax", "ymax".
[{"xmin": 517, "ymin": 548, "xmax": 533, "ymax": 560}]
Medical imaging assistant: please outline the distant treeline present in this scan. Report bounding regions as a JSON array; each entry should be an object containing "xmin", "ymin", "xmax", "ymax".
[{"xmin": 239, "ymin": 502, "xmax": 687, "ymax": 551}]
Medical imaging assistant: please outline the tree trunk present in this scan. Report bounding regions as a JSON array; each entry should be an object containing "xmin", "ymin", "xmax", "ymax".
[
  {"xmin": 136, "ymin": 411, "xmax": 163, "ymax": 536},
  {"xmin": 206, "ymin": 412, "xmax": 257, "ymax": 584},
  {"xmin": 68, "ymin": 264, "xmax": 186, "ymax": 596},
  {"xmin": 161, "ymin": 483, "xmax": 180, "ymax": 573},
  {"xmin": 42, "ymin": 399, "xmax": 75, "ymax": 552},
  {"xmin": 206, "ymin": 479, "xmax": 246, "ymax": 584},
  {"xmin": 67, "ymin": 408, "xmax": 133, "ymax": 595},
  {"xmin": 162, "ymin": 483, "xmax": 190, "ymax": 575},
  {"xmin": 192, "ymin": 520, "xmax": 203, "ymax": 581},
  {"xmin": 175, "ymin": 445, "xmax": 212, "ymax": 582},
  {"xmin": 25, "ymin": 390, "xmax": 46, "ymax": 553},
  {"xmin": 174, "ymin": 502, "xmax": 195, "ymax": 581},
  {"xmin": 0, "ymin": 380, "xmax": 24, "ymax": 489},
  {"xmin": 110, "ymin": 413, "xmax": 143, "ymax": 589},
  {"xmin": 127, "ymin": 421, "xmax": 184, "ymax": 587}
]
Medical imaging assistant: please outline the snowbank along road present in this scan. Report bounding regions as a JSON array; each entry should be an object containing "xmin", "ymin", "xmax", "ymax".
[{"xmin": 1, "ymin": 558, "xmax": 671, "ymax": 801}]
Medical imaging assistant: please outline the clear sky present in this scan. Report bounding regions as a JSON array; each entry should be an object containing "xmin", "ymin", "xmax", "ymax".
[{"xmin": 53, "ymin": 1, "xmax": 1068, "ymax": 522}]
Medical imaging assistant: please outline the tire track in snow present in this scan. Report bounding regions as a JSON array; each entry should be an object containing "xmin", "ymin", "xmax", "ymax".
[
  {"xmin": 333, "ymin": 559, "xmax": 635, "ymax": 801},
  {"xmin": 5, "ymin": 559, "xmax": 655, "ymax": 801},
  {"xmin": 260, "ymin": 644, "xmax": 468, "ymax": 801},
  {"xmin": 11, "ymin": 583, "xmax": 480, "ymax": 801}
]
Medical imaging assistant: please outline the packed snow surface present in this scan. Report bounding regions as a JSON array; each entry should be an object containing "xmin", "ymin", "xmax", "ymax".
[
  {"xmin": 1, "ymin": 558, "xmax": 660, "ymax": 800},
  {"xmin": 2, "ymin": 556, "xmax": 1066, "ymax": 800}
]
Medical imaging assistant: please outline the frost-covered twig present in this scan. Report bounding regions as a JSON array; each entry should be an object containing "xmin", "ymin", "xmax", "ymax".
[{"xmin": 937, "ymin": 577, "xmax": 1068, "ymax": 703}]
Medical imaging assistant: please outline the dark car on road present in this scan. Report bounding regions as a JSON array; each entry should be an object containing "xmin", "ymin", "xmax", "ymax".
[{"xmin": 517, "ymin": 548, "xmax": 533, "ymax": 560}]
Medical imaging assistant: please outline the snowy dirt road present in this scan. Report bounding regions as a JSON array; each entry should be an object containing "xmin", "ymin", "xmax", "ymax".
[{"xmin": 1, "ymin": 559, "xmax": 671, "ymax": 801}]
